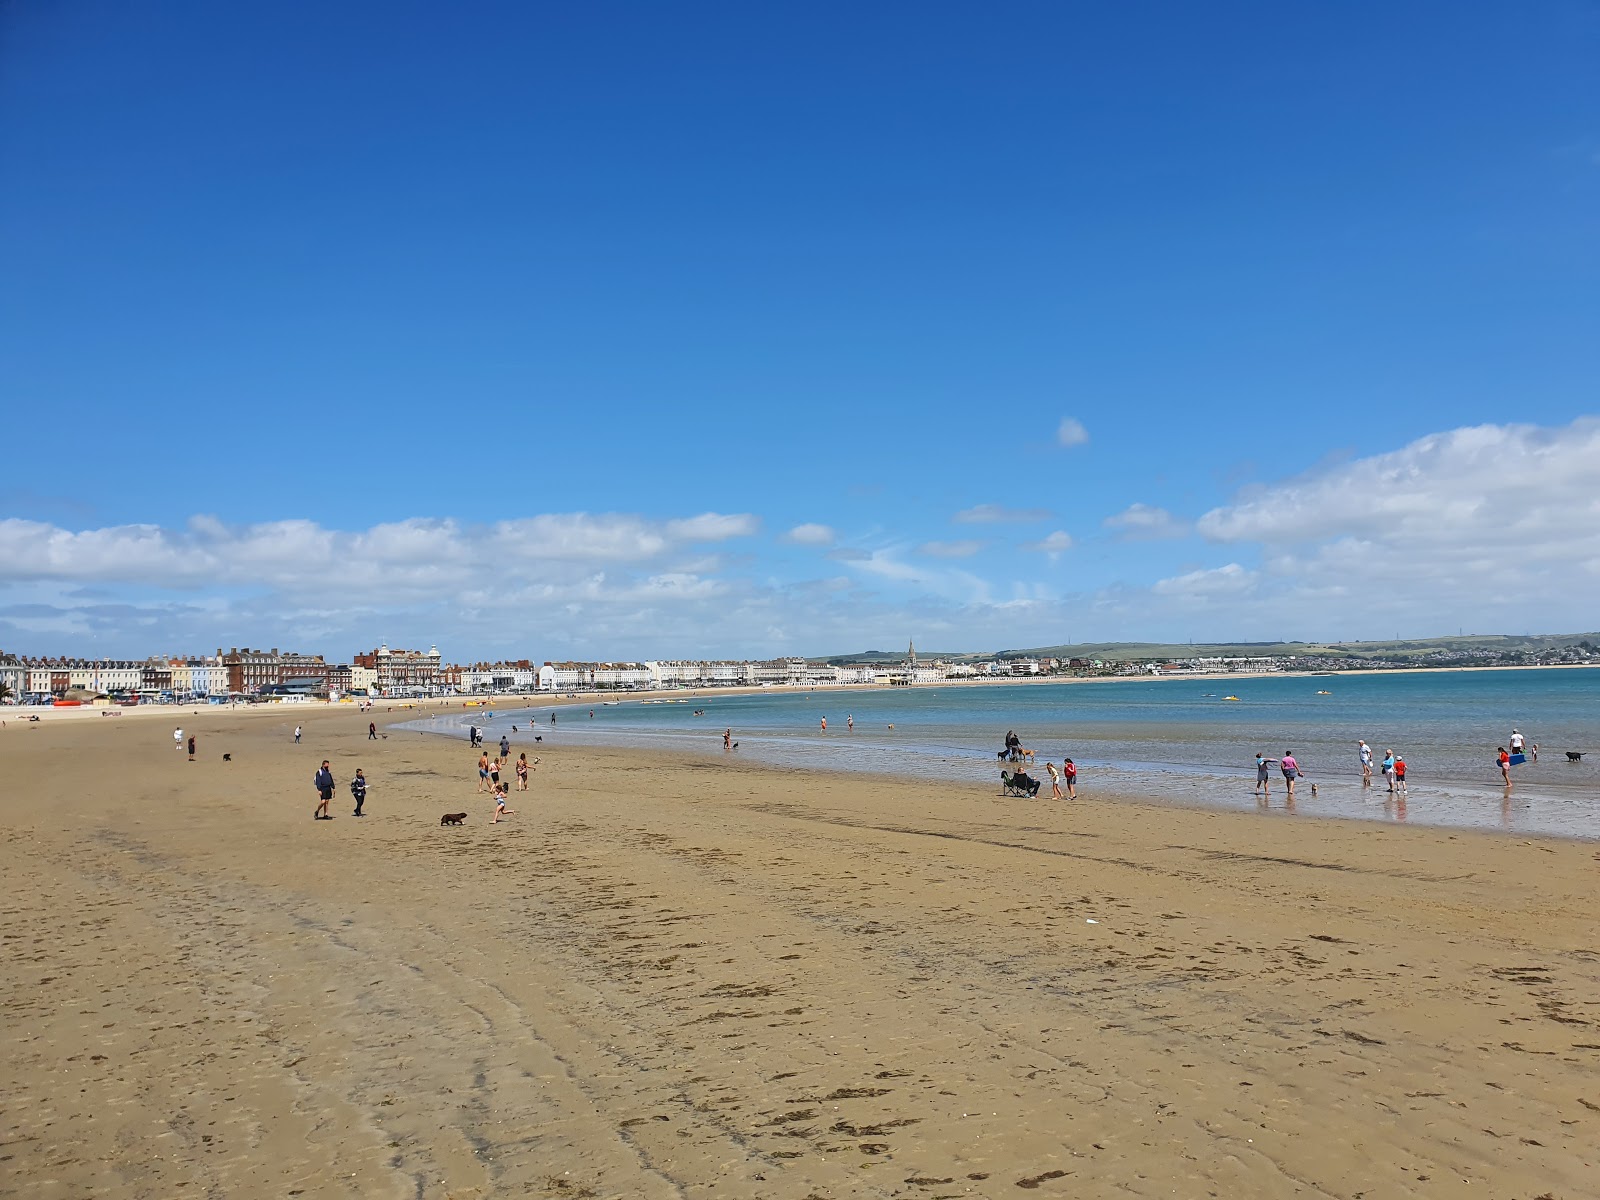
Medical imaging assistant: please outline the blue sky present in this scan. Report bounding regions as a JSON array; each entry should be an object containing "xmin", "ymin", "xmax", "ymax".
[{"xmin": 3, "ymin": 2, "xmax": 1598, "ymax": 661}]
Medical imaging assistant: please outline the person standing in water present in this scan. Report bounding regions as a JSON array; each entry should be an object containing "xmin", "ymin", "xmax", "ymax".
[
  {"xmin": 1381, "ymin": 749, "xmax": 1396, "ymax": 792},
  {"xmin": 1280, "ymin": 750, "xmax": 1302, "ymax": 798},
  {"xmin": 723, "ymin": 728, "xmax": 732, "ymax": 751},
  {"xmin": 1358, "ymin": 740, "xmax": 1372, "ymax": 785},
  {"xmin": 820, "ymin": 716, "xmax": 827, "ymax": 732},
  {"xmin": 1497, "ymin": 747, "xmax": 1512, "ymax": 788},
  {"xmin": 1254, "ymin": 753, "xmax": 1276, "ymax": 797},
  {"xmin": 847, "ymin": 715, "xmax": 853, "ymax": 731}
]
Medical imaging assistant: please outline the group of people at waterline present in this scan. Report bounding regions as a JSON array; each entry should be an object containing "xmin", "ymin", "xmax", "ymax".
[{"xmin": 1252, "ymin": 728, "xmax": 1536, "ymax": 801}]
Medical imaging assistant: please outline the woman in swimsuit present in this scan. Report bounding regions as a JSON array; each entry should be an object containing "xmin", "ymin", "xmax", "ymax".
[{"xmin": 516, "ymin": 752, "xmax": 530, "ymax": 791}]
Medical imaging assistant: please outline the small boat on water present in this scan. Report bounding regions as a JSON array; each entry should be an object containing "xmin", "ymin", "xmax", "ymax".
[
  {"xmin": 1222, "ymin": 695, "xmax": 1241, "ymax": 701},
  {"xmin": 1315, "ymin": 690, "xmax": 1332, "ymax": 695}
]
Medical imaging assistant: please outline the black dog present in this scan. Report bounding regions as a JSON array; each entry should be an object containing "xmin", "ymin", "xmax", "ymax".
[
  {"xmin": 440, "ymin": 812, "xmax": 468, "ymax": 826},
  {"xmin": 222, "ymin": 753, "xmax": 232, "ymax": 761},
  {"xmin": 1567, "ymin": 751, "xmax": 1584, "ymax": 762}
]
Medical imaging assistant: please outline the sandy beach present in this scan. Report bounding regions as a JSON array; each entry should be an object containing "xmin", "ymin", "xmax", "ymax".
[{"xmin": 2, "ymin": 704, "xmax": 1596, "ymax": 1199}]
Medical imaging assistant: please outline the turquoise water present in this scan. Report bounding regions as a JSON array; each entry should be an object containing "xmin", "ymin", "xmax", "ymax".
[{"xmin": 405, "ymin": 668, "xmax": 1600, "ymax": 838}]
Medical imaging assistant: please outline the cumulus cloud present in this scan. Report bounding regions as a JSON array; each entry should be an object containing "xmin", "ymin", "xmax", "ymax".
[
  {"xmin": 917, "ymin": 540, "xmax": 985, "ymax": 558},
  {"xmin": 954, "ymin": 503, "xmax": 1053, "ymax": 524},
  {"xmin": 0, "ymin": 510, "xmax": 759, "ymax": 590},
  {"xmin": 1104, "ymin": 503, "xmax": 1187, "ymax": 540},
  {"xmin": 1198, "ymin": 421, "xmax": 1600, "ymax": 554},
  {"xmin": 1057, "ymin": 417, "xmax": 1089, "ymax": 448},
  {"xmin": 1180, "ymin": 418, "xmax": 1600, "ymax": 632},
  {"xmin": 782, "ymin": 523, "xmax": 836, "ymax": 546},
  {"xmin": 1022, "ymin": 531, "xmax": 1074, "ymax": 558}
]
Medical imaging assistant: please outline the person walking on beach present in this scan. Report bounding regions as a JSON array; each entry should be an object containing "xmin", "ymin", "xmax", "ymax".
[
  {"xmin": 516, "ymin": 752, "xmax": 530, "ymax": 791},
  {"xmin": 1063, "ymin": 758, "xmax": 1078, "ymax": 800},
  {"xmin": 368, "ymin": 721, "xmax": 378, "ymax": 740},
  {"xmin": 1045, "ymin": 760, "xmax": 1062, "ymax": 800},
  {"xmin": 724, "ymin": 728, "xmax": 732, "ymax": 751},
  {"xmin": 500, "ymin": 734, "xmax": 510, "ymax": 759},
  {"xmin": 1393, "ymin": 753, "xmax": 1407, "ymax": 794},
  {"xmin": 187, "ymin": 735, "xmax": 196, "ymax": 761},
  {"xmin": 312, "ymin": 760, "xmax": 335, "ymax": 820},
  {"xmin": 1497, "ymin": 747, "xmax": 1512, "ymax": 788},
  {"xmin": 294, "ymin": 725, "xmax": 302, "ymax": 745},
  {"xmin": 1254, "ymin": 753, "xmax": 1276, "ymax": 797},
  {"xmin": 477, "ymin": 751, "xmax": 490, "ymax": 793},
  {"xmin": 489, "ymin": 758, "xmax": 501, "ymax": 788},
  {"xmin": 847, "ymin": 715, "xmax": 853, "ymax": 731},
  {"xmin": 1381, "ymin": 749, "xmax": 1396, "ymax": 792},
  {"xmin": 1280, "ymin": 750, "xmax": 1302, "ymax": 798},
  {"xmin": 174, "ymin": 726, "xmax": 183, "ymax": 752},
  {"xmin": 1358, "ymin": 741, "xmax": 1373, "ymax": 785},
  {"xmin": 551, "ymin": 711, "xmax": 556, "ymax": 725},
  {"xmin": 350, "ymin": 768, "xmax": 368, "ymax": 816}
]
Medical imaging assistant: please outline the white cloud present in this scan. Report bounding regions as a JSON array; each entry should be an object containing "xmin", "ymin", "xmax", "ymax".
[
  {"xmin": 1198, "ymin": 421, "xmax": 1600, "ymax": 554},
  {"xmin": 782, "ymin": 523, "xmax": 836, "ymax": 546},
  {"xmin": 1104, "ymin": 503, "xmax": 1187, "ymax": 540},
  {"xmin": 1180, "ymin": 418, "xmax": 1600, "ymax": 632},
  {"xmin": 1057, "ymin": 417, "xmax": 1089, "ymax": 448},
  {"xmin": 663, "ymin": 512, "xmax": 761, "ymax": 541},
  {"xmin": 1023, "ymin": 530, "xmax": 1074, "ymax": 554},
  {"xmin": 918, "ymin": 540, "xmax": 984, "ymax": 558},
  {"xmin": 0, "ymin": 509, "xmax": 760, "ymax": 591},
  {"xmin": 954, "ymin": 503, "xmax": 1053, "ymax": 524},
  {"xmin": 1153, "ymin": 563, "xmax": 1258, "ymax": 598}
]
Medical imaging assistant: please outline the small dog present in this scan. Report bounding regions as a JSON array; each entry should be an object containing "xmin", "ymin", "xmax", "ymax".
[
  {"xmin": 1567, "ymin": 751, "xmax": 1584, "ymax": 762},
  {"xmin": 440, "ymin": 812, "xmax": 468, "ymax": 826},
  {"xmin": 1310, "ymin": 782, "xmax": 1319, "ymax": 797},
  {"xmin": 222, "ymin": 753, "xmax": 232, "ymax": 761}
]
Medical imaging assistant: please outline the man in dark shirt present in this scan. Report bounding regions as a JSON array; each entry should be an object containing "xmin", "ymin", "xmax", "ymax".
[
  {"xmin": 313, "ymin": 760, "xmax": 335, "ymax": 820},
  {"xmin": 350, "ymin": 768, "xmax": 368, "ymax": 816}
]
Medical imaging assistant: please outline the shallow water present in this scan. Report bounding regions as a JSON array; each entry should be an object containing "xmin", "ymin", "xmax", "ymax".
[{"xmin": 403, "ymin": 668, "xmax": 1600, "ymax": 839}]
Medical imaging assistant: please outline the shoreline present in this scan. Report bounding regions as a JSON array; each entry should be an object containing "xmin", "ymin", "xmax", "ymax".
[{"xmin": 4, "ymin": 660, "xmax": 1595, "ymax": 728}]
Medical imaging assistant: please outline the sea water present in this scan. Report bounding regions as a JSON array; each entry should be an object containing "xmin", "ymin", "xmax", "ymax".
[{"xmin": 405, "ymin": 668, "xmax": 1600, "ymax": 839}]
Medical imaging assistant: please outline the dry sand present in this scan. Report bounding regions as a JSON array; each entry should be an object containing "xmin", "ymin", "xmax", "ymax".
[{"xmin": 2, "ymin": 704, "xmax": 1596, "ymax": 1199}]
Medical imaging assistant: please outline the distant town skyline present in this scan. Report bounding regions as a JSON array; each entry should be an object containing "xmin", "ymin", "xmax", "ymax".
[{"xmin": 4, "ymin": 6, "xmax": 1597, "ymax": 658}]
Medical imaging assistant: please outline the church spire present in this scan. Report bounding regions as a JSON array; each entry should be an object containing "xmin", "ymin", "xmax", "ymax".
[{"xmin": 907, "ymin": 638, "xmax": 917, "ymax": 666}]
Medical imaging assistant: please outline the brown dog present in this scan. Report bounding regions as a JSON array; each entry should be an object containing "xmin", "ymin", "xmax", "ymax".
[{"xmin": 440, "ymin": 812, "xmax": 468, "ymax": 826}]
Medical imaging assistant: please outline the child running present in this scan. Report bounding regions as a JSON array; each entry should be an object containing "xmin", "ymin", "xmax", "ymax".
[{"xmin": 492, "ymin": 782, "xmax": 516, "ymax": 823}]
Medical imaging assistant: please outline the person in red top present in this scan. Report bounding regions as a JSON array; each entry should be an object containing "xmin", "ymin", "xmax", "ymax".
[
  {"xmin": 1393, "ymin": 753, "xmax": 1407, "ymax": 793},
  {"xmin": 1497, "ymin": 747, "xmax": 1511, "ymax": 788},
  {"xmin": 1063, "ymin": 757, "xmax": 1078, "ymax": 800}
]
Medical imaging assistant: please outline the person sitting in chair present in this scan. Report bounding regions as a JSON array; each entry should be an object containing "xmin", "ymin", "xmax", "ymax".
[{"xmin": 1011, "ymin": 769, "xmax": 1041, "ymax": 796}]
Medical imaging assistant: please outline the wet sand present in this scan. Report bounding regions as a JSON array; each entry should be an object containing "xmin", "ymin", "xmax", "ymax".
[{"xmin": 2, "ymin": 705, "xmax": 1596, "ymax": 1198}]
